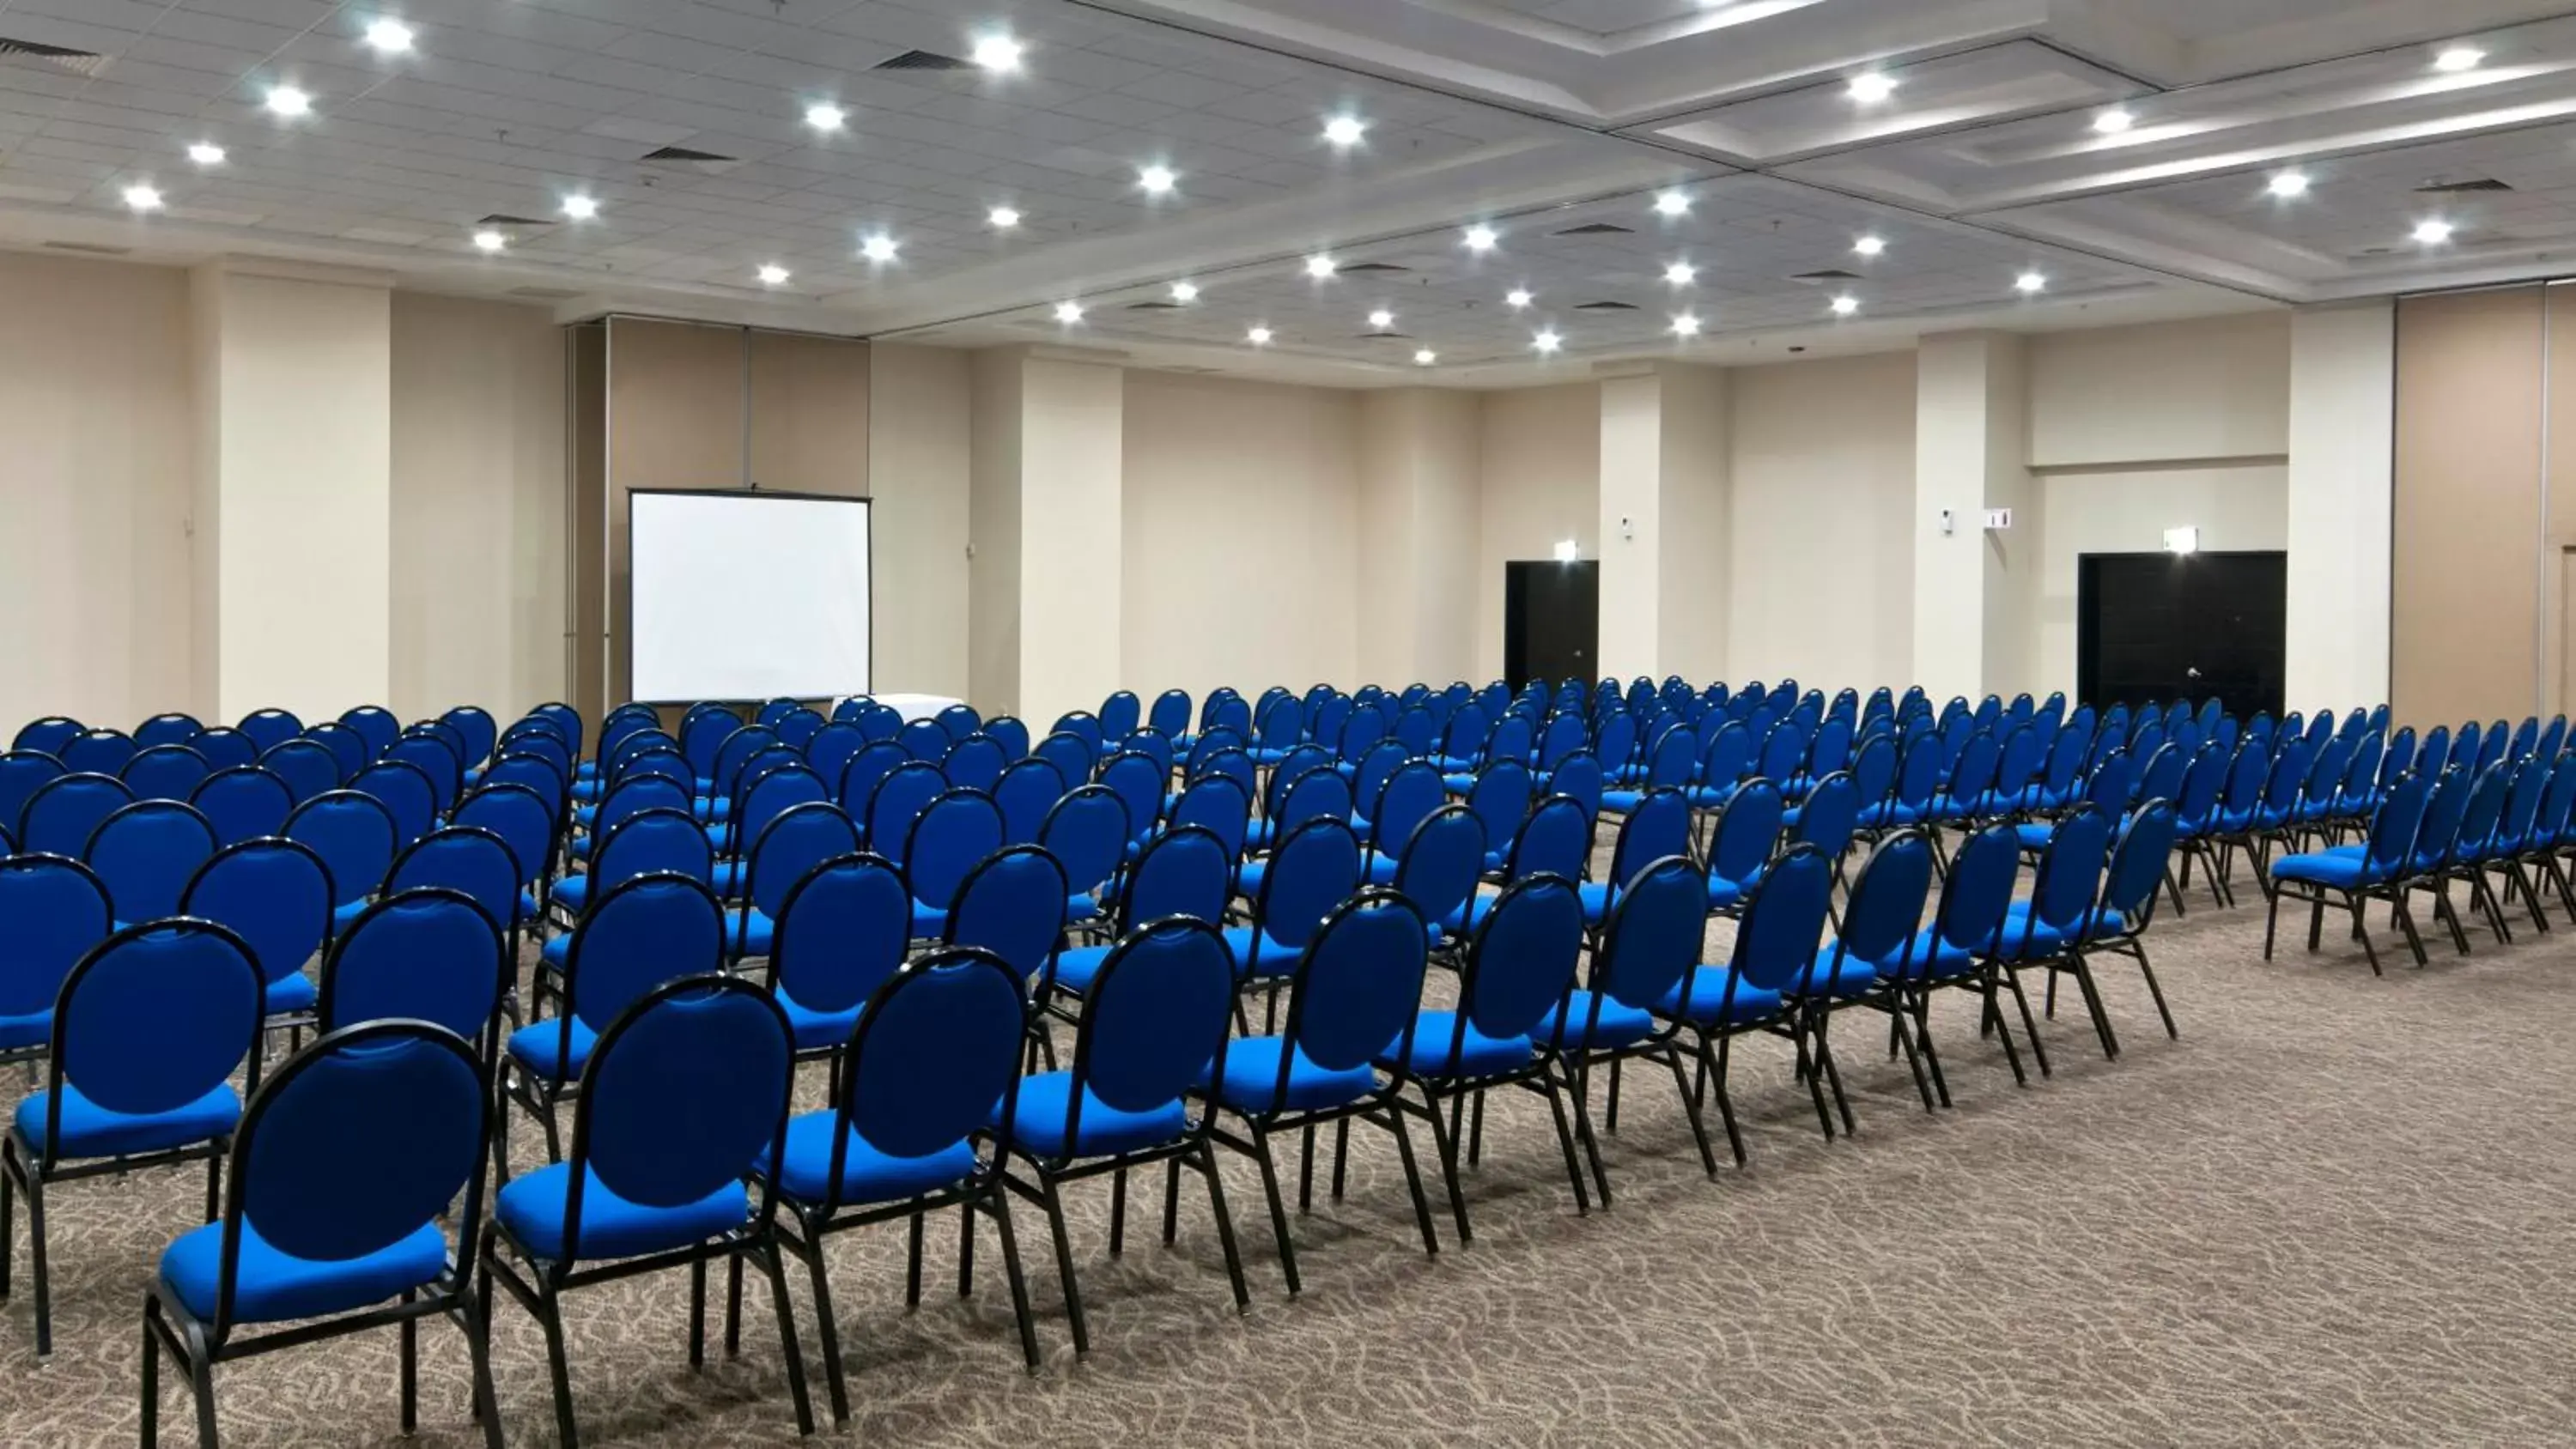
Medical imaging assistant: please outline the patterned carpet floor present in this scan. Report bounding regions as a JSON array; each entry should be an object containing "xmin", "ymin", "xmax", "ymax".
[{"xmin": 5, "ymin": 869, "xmax": 2575, "ymax": 1447}]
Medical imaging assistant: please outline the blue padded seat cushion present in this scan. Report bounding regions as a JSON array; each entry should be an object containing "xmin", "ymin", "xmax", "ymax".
[
  {"xmin": 161, "ymin": 1219, "xmax": 447, "ymax": 1324},
  {"xmin": 15, "ymin": 1082, "xmax": 240, "ymax": 1159},
  {"xmin": 1200, "ymin": 1036, "xmax": 1377, "ymax": 1114},
  {"xmin": 762, "ymin": 1111, "xmax": 976, "ymax": 1207},
  {"xmin": 495, "ymin": 1161, "xmax": 749, "ymax": 1262},
  {"xmin": 994, "ymin": 1072, "xmax": 1187, "ymax": 1159},
  {"xmin": 1381, "ymin": 1011, "xmax": 1532, "ymax": 1081}
]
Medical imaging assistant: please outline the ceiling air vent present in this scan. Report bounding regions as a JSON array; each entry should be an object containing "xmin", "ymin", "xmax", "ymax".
[
  {"xmin": 641, "ymin": 144, "xmax": 736, "ymax": 163},
  {"xmin": 1125, "ymin": 300, "xmax": 1181, "ymax": 310},
  {"xmin": 1554, "ymin": 222, "xmax": 1633, "ymax": 236},
  {"xmin": 874, "ymin": 49, "xmax": 973, "ymax": 71},
  {"xmin": 0, "ymin": 37, "xmax": 107, "ymax": 77},
  {"xmin": 478, "ymin": 213, "xmax": 553, "ymax": 227},
  {"xmin": 1340, "ymin": 262, "xmax": 1409, "ymax": 274},
  {"xmin": 1792, "ymin": 269, "xmax": 1862, "ymax": 282},
  {"xmin": 2415, "ymin": 177, "xmax": 2512, "ymax": 193},
  {"xmin": 42, "ymin": 240, "xmax": 130, "ymax": 256},
  {"xmin": 1574, "ymin": 300, "xmax": 1637, "ymax": 311},
  {"xmin": 1356, "ymin": 332, "xmax": 1416, "ymax": 340}
]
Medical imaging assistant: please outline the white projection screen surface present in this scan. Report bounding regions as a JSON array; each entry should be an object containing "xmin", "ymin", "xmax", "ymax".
[{"xmin": 629, "ymin": 490, "xmax": 872, "ymax": 702}]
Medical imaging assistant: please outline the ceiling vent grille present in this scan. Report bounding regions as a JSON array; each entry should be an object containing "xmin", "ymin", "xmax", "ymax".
[
  {"xmin": 641, "ymin": 144, "xmax": 737, "ymax": 163},
  {"xmin": 1554, "ymin": 222, "xmax": 1633, "ymax": 236},
  {"xmin": 1574, "ymin": 300, "xmax": 1637, "ymax": 311},
  {"xmin": 874, "ymin": 49, "xmax": 972, "ymax": 71},
  {"xmin": 478, "ymin": 213, "xmax": 553, "ymax": 227},
  {"xmin": 1791, "ymin": 268, "xmax": 1863, "ymax": 282},
  {"xmin": 2415, "ymin": 177, "xmax": 2512, "ymax": 193},
  {"xmin": 1340, "ymin": 262, "xmax": 1409, "ymax": 274},
  {"xmin": 0, "ymin": 37, "xmax": 107, "ymax": 76},
  {"xmin": 1357, "ymin": 331, "xmax": 1416, "ymax": 340},
  {"xmin": 42, "ymin": 240, "xmax": 129, "ymax": 255},
  {"xmin": 1125, "ymin": 300, "xmax": 1181, "ymax": 310}
]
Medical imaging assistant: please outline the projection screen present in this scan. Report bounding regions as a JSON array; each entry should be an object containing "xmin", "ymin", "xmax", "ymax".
[{"xmin": 629, "ymin": 489, "xmax": 872, "ymax": 702}]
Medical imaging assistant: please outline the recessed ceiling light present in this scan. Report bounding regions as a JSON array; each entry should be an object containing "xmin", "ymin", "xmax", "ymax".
[
  {"xmin": 2434, "ymin": 45, "xmax": 2484, "ymax": 72},
  {"xmin": 1653, "ymin": 190, "xmax": 1691, "ymax": 216},
  {"xmin": 1322, "ymin": 115, "xmax": 1367, "ymax": 148},
  {"xmin": 1463, "ymin": 224, "xmax": 1498, "ymax": 252},
  {"xmin": 1831, "ymin": 294, "xmax": 1860, "ymax": 315},
  {"xmin": 1169, "ymin": 280, "xmax": 1199, "ymax": 302},
  {"xmin": 2093, "ymin": 107, "xmax": 2133, "ymax": 134},
  {"xmin": 1139, "ymin": 165, "xmax": 1178, "ymax": 195},
  {"xmin": 757, "ymin": 264, "xmax": 789, "ymax": 286},
  {"xmin": 805, "ymin": 102, "xmax": 847, "ymax": 131},
  {"xmin": 472, "ymin": 228, "xmax": 506, "ymax": 252},
  {"xmin": 1671, "ymin": 313, "xmax": 1701, "ymax": 336},
  {"xmin": 264, "ymin": 85, "xmax": 312, "ymax": 117},
  {"xmin": 2268, "ymin": 171, "xmax": 2310, "ymax": 198},
  {"xmin": 560, "ymin": 194, "xmax": 598, "ymax": 220},
  {"xmin": 1368, "ymin": 309, "xmax": 1394, "ymax": 328},
  {"xmin": 1305, "ymin": 254, "xmax": 1337, "ymax": 278},
  {"xmin": 1248, "ymin": 325, "xmax": 1273, "ymax": 344},
  {"xmin": 987, "ymin": 206, "xmax": 1021, "ymax": 228},
  {"xmin": 121, "ymin": 183, "xmax": 162, "ymax": 212},
  {"xmin": 860, "ymin": 233, "xmax": 898, "ymax": 262},
  {"xmin": 2414, "ymin": 218, "xmax": 2455, "ymax": 245},
  {"xmin": 1847, "ymin": 72, "xmax": 1897, "ymax": 102},
  {"xmin": 1664, "ymin": 261, "xmax": 1696, "ymax": 286},
  {"xmin": 2014, "ymin": 271, "xmax": 2047, "ymax": 293},
  {"xmin": 1854, "ymin": 234, "xmax": 1886, "ymax": 256},
  {"xmin": 1505, "ymin": 288, "xmax": 1533, "ymax": 308},
  {"xmin": 186, "ymin": 142, "xmax": 225, "ymax": 166},
  {"xmin": 1533, "ymin": 330, "xmax": 1562, "ymax": 354},
  {"xmin": 972, "ymin": 33, "xmax": 1024, "ymax": 72},
  {"xmin": 362, "ymin": 19, "xmax": 413, "ymax": 53},
  {"xmin": 1414, "ymin": 349, "xmax": 1437, "ymax": 366},
  {"xmin": 1054, "ymin": 300, "xmax": 1085, "ymax": 324}
]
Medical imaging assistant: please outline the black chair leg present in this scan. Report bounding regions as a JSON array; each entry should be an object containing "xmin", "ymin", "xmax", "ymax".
[
  {"xmin": 1535, "ymin": 1075, "xmax": 1591, "ymax": 1215},
  {"xmin": 986, "ymin": 1190, "xmax": 1047, "ymax": 1369},
  {"xmin": 1195, "ymin": 1143, "xmax": 1253, "ymax": 1315},
  {"xmin": 140, "ymin": 1301, "xmax": 161, "ymax": 1449},
  {"xmin": 795, "ymin": 1231, "xmax": 850, "ymax": 1425},
  {"xmin": 1034, "ymin": 1172, "xmax": 1090, "ymax": 1356},
  {"xmin": 756, "ymin": 1242, "xmax": 816, "ymax": 1436},
  {"xmin": 1418, "ymin": 1087, "xmax": 1473, "ymax": 1246},
  {"xmin": 1380, "ymin": 1105, "xmax": 1442, "ymax": 1259},
  {"xmin": 1242, "ymin": 1123, "xmax": 1302, "ymax": 1297}
]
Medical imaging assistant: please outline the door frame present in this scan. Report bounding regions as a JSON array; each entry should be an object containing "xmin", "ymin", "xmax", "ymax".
[
  {"xmin": 1504, "ymin": 559, "xmax": 1600, "ymax": 691},
  {"xmin": 2076, "ymin": 548, "xmax": 2287, "ymax": 718}
]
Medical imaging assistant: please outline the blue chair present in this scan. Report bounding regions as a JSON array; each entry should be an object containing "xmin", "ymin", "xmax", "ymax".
[
  {"xmin": 236, "ymin": 709, "xmax": 303, "ymax": 755},
  {"xmin": 1383, "ymin": 872, "xmax": 1589, "ymax": 1242},
  {"xmin": 1168, "ymin": 772, "xmax": 1253, "ymax": 864},
  {"xmin": 0, "ymin": 749, "xmax": 66, "ymax": 838},
  {"xmin": 941, "ymin": 844, "xmax": 1069, "ymax": 991},
  {"xmin": 121, "ymin": 744, "xmax": 212, "ymax": 803},
  {"xmin": 945, "ymin": 733, "xmax": 1007, "ymax": 794},
  {"xmin": 12, "ymin": 718, "xmax": 82, "ymax": 755},
  {"xmin": 318, "ymin": 888, "xmax": 510, "ymax": 1055},
  {"xmin": 258, "ymin": 739, "xmax": 342, "ymax": 805},
  {"xmin": 504, "ymin": 870, "xmax": 727, "ymax": 1173},
  {"xmin": 83, "ymin": 799, "xmax": 218, "ymax": 925},
  {"xmin": 898, "ymin": 717, "xmax": 952, "ymax": 764},
  {"xmin": 1388, "ymin": 805, "xmax": 1485, "ymax": 948},
  {"xmin": 1360, "ymin": 760, "xmax": 1445, "ymax": 882},
  {"xmin": 386, "ymin": 733, "xmax": 464, "ymax": 819},
  {"xmin": 1657, "ymin": 846, "xmax": 1837, "ymax": 1164},
  {"xmin": 983, "ymin": 715, "xmax": 1032, "ymax": 762},
  {"xmin": 442, "ymin": 705, "xmax": 499, "ymax": 772},
  {"xmin": 1148, "ymin": 688, "xmax": 1192, "ymax": 743},
  {"xmin": 338, "ymin": 705, "xmax": 400, "ymax": 760},
  {"xmin": 803, "ymin": 721, "xmax": 867, "ymax": 791},
  {"xmin": 0, "ymin": 856, "xmax": 113, "ymax": 1068},
  {"xmin": 60, "ymin": 728, "xmax": 137, "ymax": 777},
  {"xmin": 902, "ymin": 789, "xmax": 1005, "ymax": 937},
  {"xmin": 181, "ymin": 838, "xmax": 336, "ymax": 1026},
  {"xmin": 455, "ymin": 782, "xmax": 559, "ymax": 920},
  {"xmin": 772, "ymin": 948, "xmax": 1042, "ymax": 1420},
  {"xmin": 834, "ymin": 738, "xmax": 912, "ymax": 817},
  {"xmin": 1200, "ymin": 889, "xmax": 1436, "ymax": 1294},
  {"xmin": 993, "ymin": 756, "xmax": 1068, "ymax": 846},
  {"xmin": 350, "ymin": 758, "xmax": 440, "ymax": 847},
  {"xmin": 2521, "ymin": 753, "xmax": 2576, "ymax": 923},
  {"xmin": 1534, "ymin": 855, "xmax": 1713, "ymax": 1197},
  {"xmin": 1984, "ymin": 805, "xmax": 2115, "ymax": 1079},
  {"xmin": 1583, "ymin": 788, "xmax": 1692, "ymax": 931},
  {"xmin": 2433, "ymin": 761, "xmax": 2516, "ymax": 949},
  {"xmin": 1237, "ymin": 767, "xmax": 1349, "ymax": 900},
  {"xmin": 1228, "ymin": 817, "xmax": 1362, "ymax": 1027},
  {"xmin": 134, "ymin": 712, "xmax": 203, "ymax": 749},
  {"xmin": 1097, "ymin": 750, "xmax": 1165, "ymax": 849},
  {"xmin": 386, "ymin": 825, "xmax": 526, "ymax": 967},
  {"xmin": 481, "ymin": 974, "xmax": 811, "ymax": 1448},
  {"xmin": 538, "ymin": 808, "xmax": 714, "ymax": 997},
  {"xmin": 2168, "ymin": 744, "xmax": 2238, "ymax": 909},
  {"xmin": 20, "ymin": 771, "xmax": 135, "ymax": 858},
  {"xmin": 764, "ymin": 852, "xmax": 911, "ymax": 1061},
  {"xmin": 936, "ymin": 701, "xmax": 983, "ymax": 743},
  {"xmin": 1038, "ymin": 785, "xmax": 1128, "ymax": 925},
  {"xmin": 714, "ymin": 763, "xmax": 829, "ymax": 891},
  {"xmin": 1104, "ymin": 691, "xmax": 1147, "ymax": 745},
  {"xmin": 732, "ymin": 802, "xmax": 861, "ymax": 961},
  {"xmin": 285, "ymin": 790, "xmax": 398, "ymax": 934},
  {"xmin": 2066, "ymin": 801, "xmax": 2185, "ymax": 1052},
  {"xmin": 3, "ymin": 919, "xmax": 264, "ymax": 1354},
  {"xmin": 571, "ymin": 771, "xmax": 690, "ymax": 855},
  {"xmin": 1031, "ymin": 731, "xmax": 1095, "ymax": 791},
  {"xmin": 1789, "ymin": 831, "xmax": 1935, "ymax": 1122},
  {"xmin": 860, "ymin": 760, "xmax": 945, "ymax": 861},
  {"xmin": 306, "ymin": 720, "xmax": 369, "ymax": 783},
  {"xmin": 1043, "ymin": 826, "xmax": 1233, "ymax": 1019},
  {"xmin": 143, "ymin": 1020, "xmax": 503, "ymax": 1443},
  {"xmin": 1704, "ymin": 779, "xmax": 1783, "ymax": 914},
  {"xmin": 989, "ymin": 917, "xmax": 1249, "ymax": 1355},
  {"xmin": 2269, "ymin": 774, "xmax": 2433, "ymax": 977}
]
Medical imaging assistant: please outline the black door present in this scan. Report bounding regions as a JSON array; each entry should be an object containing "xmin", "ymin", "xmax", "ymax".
[
  {"xmin": 2078, "ymin": 550, "xmax": 2287, "ymax": 719},
  {"xmin": 1505, "ymin": 561, "xmax": 1600, "ymax": 691}
]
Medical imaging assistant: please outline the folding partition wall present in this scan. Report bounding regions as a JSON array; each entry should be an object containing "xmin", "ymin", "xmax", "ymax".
[{"xmin": 562, "ymin": 317, "xmax": 870, "ymax": 720}]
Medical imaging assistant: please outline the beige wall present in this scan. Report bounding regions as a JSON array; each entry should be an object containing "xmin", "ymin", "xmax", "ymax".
[
  {"xmin": 1124, "ymin": 370, "xmax": 1361, "ymax": 701},
  {"xmin": 1357, "ymin": 388, "xmax": 1480, "ymax": 688},
  {"xmin": 1476, "ymin": 382, "xmax": 1601, "ymax": 683},
  {"xmin": 1728, "ymin": 352, "xmax": 1917, "ymax": 694},
  {"xmin": 389, "ymin": 294, "xmax": 566, "ymax": 722},
  {"xmin": 0, "ymin": 252, "xmax": 195, "ymax": 731},
  {"xmin": 868, "ymin": 343, "xmax": 972, "ymax": 700},
  {"xmin": 2030, "ymin": 466, "xmax": 2292, "ymax": 697},
  {"xmin": 1019, "ymin": 357, "xmax": 1125, "ymax": 728},
  {"xmin": 966, "ymin": 349, "xmax": 1024, "ymax": 715},
  {"xmin": 2028, "ymin": 313, "xmax": 2292, "ymax": 468}
]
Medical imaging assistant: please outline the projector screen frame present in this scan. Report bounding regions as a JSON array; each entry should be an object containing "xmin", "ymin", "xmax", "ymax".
[{"xmin": 623, "ymin": 485, "xmax": 876, "ymax": 706}]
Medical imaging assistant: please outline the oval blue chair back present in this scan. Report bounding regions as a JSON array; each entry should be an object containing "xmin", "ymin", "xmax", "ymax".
[
  {"xmin": 1276, "ymin": 765, "xmax": 1354, "ymax": 832},
  {"xmin": 179, "ymin": 727, "xmax": 250, "ymax": 775},
  {"xmin": 181, "ymin": 838, "xmax": 334, "ymax": 992},
  {"xmin": 1, "ymin": 750, "xmax": 67, "ymax": 836},
  {"xmin": 385, "ymin": 735, "xmax": 461, "ymax": 814},
  {"xmin": 709, "ymin": 725, "xmax": 784, "ymax": 803},
  {"xmin": 1334, "ymin": 703, "xmax": 1387, "ymax": 765},
  {"xmin": 1755, "ymin": 720, "xmax": 1808, "ymax": 782},
  {"xmin": 386, "ymin": 825, "xmax": 524, "ymax": 937},
  {"xmin": 2173, "ymin": 745, "xmax": 2230, "ymax": 829},
  {"xmin": 1391, "ymin": 805, "xmax": 1485, "ymax": 929},
  {"xmin": 1847, "ymin": 733, "xmax": 1898, "ymax": 809},
  {"xmin": 1255, "ymin": 818, "xmax": 1363, "ymax": 956},
  {"xmin": 934, "ymin": 702, "xmax": 983, "ymax": 744},
  {"xmin": 1040, "ymin": 785, "xmax": 1129, "ymax": 898},
  {"xmin": 2495, "ymin": 755, "xmax": 2549, "ymax": 856},
  {"xmin": 2081, "ymin": 749, "xmax": 2137, "ymax": 817},
  {"xmin": 1610, "ymin": 789, "xmax": 1693, "ymax": 885},
  {"xmin": 349, "ymin": 759, "xmax": 439, "ymax": 846},
  {"xmin": 805, "ymin": 722, "xmax": 866, "ymax": 789},
  {"xmin": 572, "ymin": 977, "xmax": 790, "ymax": 1244},
  {"xmin": 1731, "ymin": 845, "xmax": 1836, "ymax": 994},
  {"xmin": 774, "ymin": 709, "xmax": 824, "ymax": 752},
  {"xmin": 593, "ymin": 775, "xmax": 692, "ymax": 842},
  {"xmin": 679, "ymin": 709, "xmax": 744, "ymax": 784},
  {"xmin": 946, "ymin": 734, "xmax": 1007, "ymax": 794},
  {"xmin": 1506, "ymin": 796, "xmax": 1590, "ymax": 882},
  {"xmin": 1806, "ymin": 715, "xmax": 1855, "ymax": 779},
  {"xmin": 993, "ymin": 757, "xmax": 1068, "ymax": 846},
  {"xmin": 1484, "ymin": 715, "xmax": 1535, "ymax": 769},
  {"xmin": 45, "ymin": 920, "xmax": 263, "ymax": 1166},
  {"xmin": 1148, "ymin": 690, "xmax": 1192, "ymax": 739},
  {"xmin": 22, "ymin": 772, "xmax": 137, "ymax": 858},
  {"xmin": 1593, "ymin": 712, "xmax": 1639, "ymax": 778},
  {"xmin": 1370, "ymin": 761, "xmax": 1446, "ymax": 854},
  {"xmin": 1120, "ymin": 826, "xmax": 1231, "ymax": 929},
  {"xmin": 1535, "ymin": 712, "xmax": 1588, "ymax": 771},
  {"xmin": 2299, "ymin": 735, "xmax": 2354, "ymax": 811},
  {"xmin": 744, "ymin": 803, "xmax": 862, "ymax": 925},
  {"xmin": 260, "ymin": 740, "xmax": 343, "ymax": 805},
  {"xmin": 905, "ymin": 790, "xmax": 1005, "ymax": 912},
  {"xmin": 83, "ymin": 799, "xmax": 217, "ymax": 922},
  {"xmin": 863, "ymin": 761, "xmax": 947, "ymax": 861},
  {"xmin": 1075, "ymin": 919, "xmax": 1236, "ymax": 1124},
  {"xmin": 1098, "ymin": 751, "xmax": 1165, "ymax": 844},
  {"xmin": 60, "ymin": 729, "xmax": 137, "ymax": 777},
  {"xmin": 1589, "ymin": 856, "xmax": 1706, "ymax": 1013},
  {"xmin": 942, "ymin": 844, "xmax": 1067, "ymax": 979},
  {"xmin": 771, "ymin": 853, "xmax": 910, "ymax": 1019},
  {"xmin": 318, "ymin": 888, "xmax": 507, "ymax": 1043},
  {"xmin": 835, "ymin": 739, "xmax": 911, "ymax": 814},
  {"xmin": 1098, "ymin": 692, "xmax": 1141, "ymax": 742},
  {"xmin": 2473, "ymin": 719, "xmax": 2511, "ymax": 775},
  {"xmin": 1708, "ymin": 779, "xmax": 1784, "ymax": 887},
  {"xmin": 2020, "ymin": 806, "xmax": 2112, "ymax": 945},
  {"xmin": 1825, "ymin": 830, "xmax": 1934, "ymax": 985},
  {"xmin": 1459, "ymin": 875, "xmax": 1584, "ymax": 1045},
  {"xmin": 1990, "ymin": 724, "xmax": 2044, "ymax": 799},
  {"xmin": 1791, "ymin": 773, "xmax": 1862, "ymax": 859},
  {"xmin": 1349, "ymin": 741, "xmax": 1408, "ymax": 822},
  {"xmin": 587, "ymin": 806, "xmax": 714, "ymax": 896},
  {"xmin": 13, "ymin": 718, "xmax": 82, "ymax": 755},
  {"xmin": 121, "ymin": 744, "xmax": 212, "ymax": 803},
  {"xmin": 1933, "ymin": 824, "xmax": 2021, "ymax": 961},
  {"xmin": 1547, "ymin": 752, "xmax": 1604, "ymax": 822},
  {"xmin": 733, "ymin": 766, "xmax": 829, "ymax": 862},
  {"xmin": 836, "ymin": 949, "xmax": 1025, "ymax": 1188},
  {"xmin": 2138, "ymin": 743, "xmax": 2188, "ymax": 809},
  {"xmin": 134, "ymin": 713, "xmax": 204, "ymax": 750},
  {"xmin": 1280, "ymin": 890, "xmax": 1429, "ymax": 1077},
  {"xmin": 565, "ymin": 873, "xmax": 726, "ymax": 1037},
  {"xmin": 1639, "ymin": 724, "xmax": 1697, "ymax": 789},
  {"xmin": 1170, "ymin": 774, "xmax": 1251, "ymax": 861},
  {"xmin": 306, "ymin": 722, "xmax": 368, "ymax": 783},
  {"xmin": 0, "ymin": 855, "xmax": 113, "ymax": 1021},
  {"xmin": 2536, "ymin": 754, "xmax": 2576, "ymax": 849},
  {"xmin": 453, "ymin": 783, "xmax": 556, "ymax": 888},
  {"xmin": 1055, "ymin": 712, "xmax": 1106, "ymax": 759},
  {"xmin": 439, "ymin": 706, "xmax": 498, "ymax": 770},
  {"xmin": 1392, "ymin": 707, "xmax": 1438, "ymax": 760},
  {"xmin": 2409, "ymin": 767, "xmax": 2471, "ymax": 870},
  {"xmin": 613, "ymin": 747, "xmax": 691, "ymax": 795},
  {"xmin": 1465, "ymin": 762, "xmax": 1533, "ymax": 857}
]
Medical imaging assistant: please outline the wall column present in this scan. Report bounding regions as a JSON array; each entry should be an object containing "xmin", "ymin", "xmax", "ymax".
[
  {"xmin": 1597, "ymin": 364, "xmax": 1730, "ymax": 682},
  {"xmin": 1358, "ymin": 389, "xmax": 1481, "ymax": 687},
  {"xmin": 1914, "ymin": 331, "xmax": 2030, "ymax": 701},
  {"xmin": 967, "ymin": 349, "xmax": 1124, "ymax": 724},
  {"xmin": 188, "ymin": 262, "xmax": 392, "ymax": 722},
  {"xmin": 2287, "ymin": 300, "xmax": 2396, "ymax": 712}
]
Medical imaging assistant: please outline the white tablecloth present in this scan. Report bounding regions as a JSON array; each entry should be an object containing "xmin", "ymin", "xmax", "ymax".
[{"xmin": 837, "ymin": 692, "xmax": 963, "ymax": 723}]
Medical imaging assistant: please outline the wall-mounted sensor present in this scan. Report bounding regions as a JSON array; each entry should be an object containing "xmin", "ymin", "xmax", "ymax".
[
  {"xmin": 1619, "ymin": 516, "xmax": 1635, "ymax": 540},
  {"xmin": 1938, "ymin": 509, "xmax": 1955, "ymax": 537}
]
